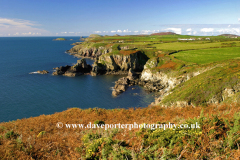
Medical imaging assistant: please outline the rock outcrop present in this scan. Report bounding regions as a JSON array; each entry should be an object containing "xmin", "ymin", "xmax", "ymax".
[
  {"xmin": 112, "ymin": 77, "xmax": 130, "ymax": 96},
  {"xmin": 207, "ymin": 85, "xmax": 240, "ymax": 104},
  {"xmin": 99, "ymin": 51, "xmax": 147, "ymax": 72},
  {"xmin": 112, "ymin": 69, "xmax": 139, "ymax": 96},
  {"xmin": 91, "ymin": 62, "xmax": 106, "ymax": 76},
  {"xmin": 67, "ymin": 45, "xmax": 112, "ymax": 58},
  {"xmin": 92, "ymin": 51, "xmax": 148, "ymax": 76},
  {"xmin": 37, "ymin": 70, "xmax": 49, "ymax": 74},
  {"xmin": 52, "ymin": 65, "xmax": 71, "ymax": 76},
  {"xmin": 52, "ymin": 59, "xmax": 92, "ymax": 77}
]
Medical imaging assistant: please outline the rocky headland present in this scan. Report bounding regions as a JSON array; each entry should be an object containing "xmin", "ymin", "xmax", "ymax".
[{"xmin": 58, "ymin": 34, "xmax": 240, "ymax": 107}]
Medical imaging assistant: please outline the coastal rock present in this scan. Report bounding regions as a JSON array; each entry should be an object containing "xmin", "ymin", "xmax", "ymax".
[
  {"xmin": 71, "ymin": 59, "xmax": 92, "ymax": 73},
  {"xmin": 112, "ymin": 77, "xmax": 130, "ymax": 96},
  {"xmin": 92, "ymin": 51, "xmax": 148, "ymax": 75},
  {"xmin": 112, "ymin": 90, "xmax": 120, "ymax": 97},
  {"xmin": 98, "ymin": 51, "xmax": 148, "ymax": 72},
  {"xmin": 68, "ymin": 45, "xmax": 112, "ymax": 58},
  {"xmin": 37, "ymin": 70, "xmax": 49, "ymax": 74},
  {"xmin": 207, "ymin": 95, "xmax": 221, "ymax": 104},
  {"xmin": 63, "ymin": 71, "xmax": 83, "ymax": 77},
  {"xmin": 52, "ymin": 59, "xmax": 92, "ymax": 77},
  {"xmin": 127, "ymin": 68, "xmax": 136, "ymax": 80},
  {"xmin": 176, "ymin": 101, "xmax": 189, "ymax": 107},
  {"xmin": 222, "ymin": 88, "xmax": 235, "ymax": 101},
  {"xmin": 91, "ymin": 62, "xmax": 106, "ymax": 76},
  {"xmin": 143, "ymin": 57, "xmax": 159, "ymax": 69},
  {"xmin": 52, "ymin": 65, "xmax": 71, "ymax": 75}
]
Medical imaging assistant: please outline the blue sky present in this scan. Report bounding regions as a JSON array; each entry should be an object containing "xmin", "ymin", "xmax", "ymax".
[{"xmin": 0, "ymin": 0, "xmax": 239, "ymax": 36}]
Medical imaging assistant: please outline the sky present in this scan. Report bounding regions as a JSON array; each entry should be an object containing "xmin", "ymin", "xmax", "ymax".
[{"xmin": 0, "ymin": 0, "xmax": 239, "ymax": 36}]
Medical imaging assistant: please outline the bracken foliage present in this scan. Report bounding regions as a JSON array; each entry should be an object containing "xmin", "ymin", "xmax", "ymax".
[{"xmin": 1, "ymin": 103, "xmax": 240, "ymax": 159}]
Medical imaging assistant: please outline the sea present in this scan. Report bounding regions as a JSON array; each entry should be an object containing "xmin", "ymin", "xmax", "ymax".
[{"xmin": 0, "ymin": 37, "xmax": 155, "ymax": 122}]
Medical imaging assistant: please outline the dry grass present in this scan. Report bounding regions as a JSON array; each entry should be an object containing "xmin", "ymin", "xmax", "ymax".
[
  {"xmin": 0, "ymin": 103, "xmax": 240, "ymax": 159},
  {"xmin": 119, "ymin": 50, "xmax": 139, "ymax": 55},
  {"xmin": 157, "ymin": 61, "xmax": 177, "ymax": 70}
]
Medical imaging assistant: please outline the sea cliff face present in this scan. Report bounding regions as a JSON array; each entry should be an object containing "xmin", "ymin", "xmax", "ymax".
[
  {"xmin": 98, "ymin": 51, "xmax": 148, "ymax": 71},
  {"xmin": 67, "ymin": 45, "xmax": 112, "ymax": 58},
  {"xmin": 91, "ymin": 51, "xmax": 148, "ymax": 75},
  {"xmin": 139, "ymin": 58, "xmax": 215, "ymax": 106},
  {"xmin": 68, "ymin": 43, "xmax": 149, "ymax": 75}
]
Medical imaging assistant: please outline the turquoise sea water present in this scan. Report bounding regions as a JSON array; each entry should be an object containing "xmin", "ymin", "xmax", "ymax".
[{"xmin": 0, "ymin": 37, "xmax": 154, "ymax": 122}]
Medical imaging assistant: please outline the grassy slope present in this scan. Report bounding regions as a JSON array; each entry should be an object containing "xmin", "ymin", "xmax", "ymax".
[
  {"xmin": 161, "ymin": 60, "xmax": 240, "ymax": 106},
  {"xmin": 1, "ymin": 104, "xmax": 240, "ymax": 159}
]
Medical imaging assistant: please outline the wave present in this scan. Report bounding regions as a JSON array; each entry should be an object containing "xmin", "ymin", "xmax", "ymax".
[{"xmin": 29, "ymin": 71, "xmax": 38, "ymax": 74}]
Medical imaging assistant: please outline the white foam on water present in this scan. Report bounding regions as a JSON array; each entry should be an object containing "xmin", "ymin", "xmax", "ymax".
[{"xmin": 29, "ymin": 71, "xmax": 38, "ymax": 74}]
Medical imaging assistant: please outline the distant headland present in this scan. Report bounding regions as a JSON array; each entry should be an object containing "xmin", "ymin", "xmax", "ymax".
[{"xmin": 53, "ymin": 38, "xmax": 67, "ymax": 41}]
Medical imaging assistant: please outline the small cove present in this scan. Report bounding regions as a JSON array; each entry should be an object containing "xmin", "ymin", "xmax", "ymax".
[{"xmin": 0, "ymin": 37, "xmax": 155, "ymax": 122}]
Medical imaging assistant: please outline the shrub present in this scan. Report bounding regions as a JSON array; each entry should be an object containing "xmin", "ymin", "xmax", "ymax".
[
  {"xmin": 5, "ymin": 130, "xmax": 19, "ymax": 139},
  {"xmin": 77, "ymin": 129, "xmax": 132, "ymax": 159},
  {"xmin": 93, "ymin": 120, "xmax": 105, "ymax": 125}
]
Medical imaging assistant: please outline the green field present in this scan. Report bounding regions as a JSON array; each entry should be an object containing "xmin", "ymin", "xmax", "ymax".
[
  {"xmin": 173, "ymin": 47, "xmax": 240, "ymax": 64},
  {"xmin": 154, "ymin": 41, "xmax": 240, "ymax": 50}
]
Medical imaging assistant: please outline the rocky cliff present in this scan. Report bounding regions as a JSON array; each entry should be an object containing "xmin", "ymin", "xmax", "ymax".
[
  {"xmin": 138, "ymin": 58, "xmax": 217, "ymax": 106},
  {"xmin": 91, "ymin": 51, "xmax": 148, "ymax": 76},
  {"xmin": 67, "ymin": 45, "xmax": 112, "ymax": 58}
]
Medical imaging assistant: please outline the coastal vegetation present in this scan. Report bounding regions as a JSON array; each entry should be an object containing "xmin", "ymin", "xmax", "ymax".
[
  {"xmin": 1, "ymin": 104, "xmax": 240, "ymax": 159},
  {"xmin": 1, "ymin": 33, "xmax": 240, "ymax": 159}
]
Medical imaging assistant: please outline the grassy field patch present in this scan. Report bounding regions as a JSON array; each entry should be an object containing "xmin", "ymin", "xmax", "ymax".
[{"xmin": 174, "ymin": 47, "xmax": 240, "ymax": 64}]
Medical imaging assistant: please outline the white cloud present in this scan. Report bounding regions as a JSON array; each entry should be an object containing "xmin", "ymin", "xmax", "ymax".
[
  {"xmin": 111, "ymin": 30, "xmax": 116, "ymax": 33},
  {"xmin": 193, "ymin": 31, "xmax": 197, "ymax": 35},
  {"xmin": 140, "ymin": 30, "xmax": 153, "ymax": 34},
  {"xmin": 165, "ymin": 28, "xmax": 182, "ymax": 34},
  {"xmin": 0, "ymin": 17, "xmax": 48, "ymax": 36},
  {"xmin": 94, "ymin": 31, "xmax": 101, "ymax": 33},
  {"xmin": 21, "ymin": 32, "xmax": 32, "ymax": 35},
  {"xmin": 69, "ymin": 32, "xmax": 74, "ymax": 33},
  {"xmin": 117, "ymin": 30, "xmax": 122, "ymax": 33},
  {"xmin": 200, "ymin": 28, "xmax": 214, "ymax": 32},
  {"xmin": 134, "ymin": 31, "xmax": 139, "ymax": 33},
  {"xmin": 217, "ymin": 28, "xmax": 240, "ymax": 34},
  {"xmin": 238, "ymin": 18, "xmax": 240, "ymax": 22},
  {"xmin": 228, "ymin": 25, "xmax": 231, "ymax": 28},
  {"xmin": 186, "ymin": 28, "xmax": 192, "ymax": 35}
]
